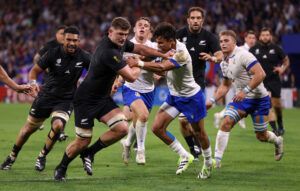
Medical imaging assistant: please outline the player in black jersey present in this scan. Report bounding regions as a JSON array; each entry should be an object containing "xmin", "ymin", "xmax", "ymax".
[
  {"xmin": 176, "ymin": 7, "xmax": 223, "ymax": 160},
  {"xmin": 0, "ymin": 26, "xmax": 91, "ymax": 172},
  {"xmin": 54, "ymin": 17, "xmax": 169, "ymax": 181},
  {"xmin": 33, "ymin": 25, "xmax": 68, "ymax": 140},
  {"xmin": 250, "ymin": 28, "xmax": 290, "ymax": 136}
]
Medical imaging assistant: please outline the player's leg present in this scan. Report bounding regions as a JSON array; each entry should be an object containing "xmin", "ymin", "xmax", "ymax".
[
  {"xmin": 35, "ymin": 110, "xmax": 70, "ymax": 171},
  {"xmin": 130, "ymin": 99, "xmax": 149, "ymax": 165},
  {"xmin": 214, "ymin": 105, "xmax": 246, "ymax": 168},
  {"xmin": 178, "ymin": 114, "xmax": 202, "ymax": 160},
  {"xmin": 154, "ymin": 102, "xmax": 193, "ymax": 175},
  {"xmin": 214, "ymin": 108, "xmax": 225, "ymax": 129},
  {"xmin": 272, "ymin": 97, "xmax": 284, "ymax": 135},
  {"xmin": 1, "ymin": 115, "xmax": 45, "ymax": 170}
]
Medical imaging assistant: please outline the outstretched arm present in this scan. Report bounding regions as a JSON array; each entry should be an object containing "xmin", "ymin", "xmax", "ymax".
[{"xmin": 206, "ymin": 78, "xmax": 232, "ymax": 109}]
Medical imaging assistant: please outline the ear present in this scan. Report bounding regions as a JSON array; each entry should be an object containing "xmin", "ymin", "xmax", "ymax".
[{"xmin": 133, "ymin": 26, "xmax": 137, "ymax": 33}]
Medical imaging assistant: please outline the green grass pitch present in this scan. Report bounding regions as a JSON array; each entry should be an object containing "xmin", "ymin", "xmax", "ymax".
[{"xmin": 0, "ymin": 104, "xmax": 299, "ymax": 191}]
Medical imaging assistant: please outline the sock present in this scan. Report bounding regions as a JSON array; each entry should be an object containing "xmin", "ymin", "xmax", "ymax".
[
  {"xmin": 184, "ymin": 135, "xmax": 195, "ymax": 152},
  {"xmin": 57, "ymin": 152, "xmax": 76, "ymax": 169},
  {"xmin": 202, "ymin": 146, "xmax": 212, "ymax": 167},
  {"xmin": 125, "ymin": 122, "xmax": 136, "ymax": 147},
  {"xmin": 277, "ymin": 114, "xmax": 283, "ymax": 129},
  {"xmin": 266, "ymin": 131, "xmax": 280, "ymax": 145},
  {"xmin": 135, "ymin": 120, "xmax": 147, "ymax": 151},
  {"xmin": 39, "ymin": 145, "xmax": 50, "ymax": 157},
  {"xmin": 10, "ymin": 144, "xmax": 21, "ymax": 159},
  {"xmin": 269, "ymin": 121, "xmax": 277, "ymax": 131},
  {"xmin": 84, "ymin": 138, "xmax": 107, "ymax": 156},
  {"xmin": 169, "ymin": 139, "xmax": 189, "ymax": 158},
  {"xmin": 215, "ymin": 130, "xmax": 230, "ymax": 162}
]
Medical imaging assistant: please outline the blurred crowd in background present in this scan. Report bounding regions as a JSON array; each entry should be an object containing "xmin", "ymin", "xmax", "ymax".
[{"xmin": 0, "ymin": 0, "xmax": 299, "ymax": 86}]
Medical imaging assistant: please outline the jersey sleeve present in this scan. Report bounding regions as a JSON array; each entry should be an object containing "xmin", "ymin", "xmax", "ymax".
[
  {"xmin": 240, "ymin": 51, "xmax": 258, "ymax": 71},
  {"xmin": 208, "ymin": 33, "xmax": 221, "ymax": 53},
  {"xmin": 37, "ymin": 51, "xmax": 52, "ymax": 70},
  {"xmin": 38, "ymin": 44, "xmax": 50, "ymax": 56},
  {"xmin": 102, "ymin": 49, "xmax": 126, "ymax": 72},
  {"xmin": 275, "ymin": 45, "xmax": 286, "ymax": 61},
  {"xmin": 124, "ymin": 40, "xmax": 135, "ymax": 53}
]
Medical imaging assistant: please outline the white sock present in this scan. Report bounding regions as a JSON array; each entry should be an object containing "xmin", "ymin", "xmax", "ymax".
[
  {"xmin": 136, "ymin": 120, "xmax": 147, "ymax": 151},
  {"xmin": 169, "ymin": 139, "xmax": 189, "ymax": 158},
  {"xmin": 267, "ymin": 131, "xmax": 280, "ymax": 145},
  {"xmin": 215, "ymin": 130, "xmax": 230, "ymax": 161},
  {"xmin": 219, "ymin": 108, "xmax": 225, "ymax": 118},
  {"xmin": 202, "ymin": 146, "xmax": 212, "ymax": 167},
  {"xmin": 125, "ymin": 122, "xmax": 136, "ymax": 147}
]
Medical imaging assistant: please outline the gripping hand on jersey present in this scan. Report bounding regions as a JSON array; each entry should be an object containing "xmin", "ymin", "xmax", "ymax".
[{"xmin": 174, "ymin": 50, "xmax": 188, "ymax": 62}]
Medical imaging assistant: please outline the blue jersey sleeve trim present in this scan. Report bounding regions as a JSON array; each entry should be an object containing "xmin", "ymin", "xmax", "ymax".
[
  {"xmin": 246, "ymin": 60, "xmax": 258, "ymax": 71},
  {"xmin": 169, "ymin": 58, "xmax": 181, "ymax": 68}
]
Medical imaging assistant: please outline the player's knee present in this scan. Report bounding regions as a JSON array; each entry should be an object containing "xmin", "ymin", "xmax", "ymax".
[
  {"xmin": 51, "ymin": 117, "xmax": 66, "ymax": 132},
  {"xmin": 75, "ymin": 136, "xmax": 91, "ymax": 149},
  {"xmin": 26, "ymin": 117, "xmax": 43, "ymax": 131},
  {"xmin": 152, "ymin": 123, "xmax": 163, "ymax": 135},
  {"xmin": 137, "ymin": 112, "xmax": 149, "ymax": 123},
  {"xmin": 220, "ymin": 117, "xmax": 233, "ymax": 131}
]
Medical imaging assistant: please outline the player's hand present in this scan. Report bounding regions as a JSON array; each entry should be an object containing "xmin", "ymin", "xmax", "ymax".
[
  {"xmin": 126, "ymin": 56, "xmax": 139, "ymax": 68},
  {"xmin": 110, "ymin": 84, "xmax": 118, "ymax": 96},
  {"xmin": 233, "ymin": 91, "xmax": 246, "ymax": 102},
  {"xmin": 206, "ymin": 100, "xmax": 214, "ymax": 110},
  {"xmin": 273, "ymin": 66, "xmax": 284, "ymax": 75},
  {"xmin": 28, "ymin": 80, "xmax": 40, "ymax": 98},
  {"xmin": 15, "ymin": 84, "xmax": 31, "ymax": 93},
  {"xmin": 165, "ymin": 49, "xmax": 176, "ymax": 58},
  {"xmin": 199, "ymin": 52, "xmax": 217, "ymax": 62}
]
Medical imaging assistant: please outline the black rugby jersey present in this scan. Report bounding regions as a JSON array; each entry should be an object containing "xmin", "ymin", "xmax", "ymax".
[
  {"xmin": 38, "ymin": 45, "xmax": 90, "ymax": 99},
  {"xmin": 38, "ymin": 39, "xmax": 61, "ymax": 56},
  {"xmin": 250, "ymin": 42, "xmax": 286, "ymax": 82},
  {"xmin": 75, "ymin": 36, "xmax": 134, "ymax": 103},
  {"xmin": 176, "ymin": 27, "xmax": 220, "ymax": 88}
]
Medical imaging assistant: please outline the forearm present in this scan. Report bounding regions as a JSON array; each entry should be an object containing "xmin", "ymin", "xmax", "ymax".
[
  {"xmin": 135, "ymin": 45, "xmax": 167, "ymax": 59},
  {"xmin": 213, "ymin": 84, "xmax": 230, "ymax": 101},
  {"xmin": 281, "ymin": 56, "xmax": 290, "ymax": 72},
  {"xmin": 141, "ymin": 61, "xmax": 167, "ymax": 73},
  {"xmin": 247, "ymin": 71, "xmax": 265, "ymax": 90},
  {"xmin": 0, "ymin": 67, "xmax": 19, "ymax": 90},
  {"xmin": 33, "ymin": 53, "xmax": 41, "ymax": 66}
]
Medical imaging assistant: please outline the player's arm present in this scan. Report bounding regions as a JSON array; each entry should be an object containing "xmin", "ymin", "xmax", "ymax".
[
  {"xmin": 273, "ymin": 56, "xmax": 290, "ymax": 75},
  {"xmin": 132, "ymin": 44, "xmax": 169, "ymax": 60},
  {"xmin": 199, "ymin": 50, "xmax": 223, "ymax": 63},
  {"xmin": 206, "ymin": 78, "xmax": 232, "ymax": 109},
  {"xmin": 0, "ymin": 66, "xmax": 31, "ymax": 93},
  {"xmin": 233, "ymin": 62, "xmax": 266, "ymax": 102}
]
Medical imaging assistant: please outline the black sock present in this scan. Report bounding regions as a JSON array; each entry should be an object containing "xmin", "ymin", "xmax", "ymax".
[
  {"xmin": 11, "ymin": 144, "xmax": 21, "ymax": 157},
  {"xmin": 42, "ymin": 145, "xmax": 50, "ymax": 156},
  {"xmin": 277, "ymin": 115, "xmax": 284, "ymax": 129},
  {"xmin": 84, "ymin": 139, "xmax": 107, "ymax": 156},
  {"xmin": 269, "ymin": 121, "xmax": 277, "ymax": 131},
  {"xmin": 57, "ymin": 152, "xmax": 75, "ymax": 169},
  {"xmin": 184, "ymin": 136, "xmax": 195, "ymax": 152}
]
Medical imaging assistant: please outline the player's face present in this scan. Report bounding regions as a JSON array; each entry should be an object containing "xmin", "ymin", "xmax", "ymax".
[
  {"xmin": 259, "ymin": 31, "xmax": 272, "ymax": 44},
  {"xmin": 63, "ymin": 33, "xmax": 80, "ymax": 54},
  {"xmin": 187, "ymin": 11, "xmax": 204, "ymax": 33},
  {"xmin": 56, "ymin": 29, "xmax": 65, "ymax": 44},
  {"xmin": 109, "ymin": 27, "xmax": 129, "ymax": 47},
  {"xmin": 155, "ymin": 36, "xmax": 175, "ymax": 53},
  {"xmin": 245, "ymin": 34, "xmax": 256, "ymax": 48},
  {"xmin": 134, "ymin": 19, "xmax": 151, "ymax": 40},
  {"xmin": 220, "ymin": 35, "xmax": 236, "ymax": 54}
]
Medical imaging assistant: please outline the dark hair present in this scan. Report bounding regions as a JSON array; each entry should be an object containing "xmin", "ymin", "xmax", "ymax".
[
  {"xmin": 244, "ymin": 30, "xmax": 255, "ymax": 37},
  {"xmin": 187, "ymin": 7, "xmax": 205, "ymax": 18},
  {"xmin": 260, "ymin": 27, "xmax": 272, "ymax": 35},
  {"xmin": 219, "ymin": 30, "xmax": 237, "ymax": 41},
  {"xmin": 56, "ymin": 25, "xmax": 67, "ymax": 32},
  {"xmin": 64, "ymin": 26, "xmax": 80, "ymax": 35},
  {"xmin": 136, "ymin": 17, "xmax": 151, "ymax": 25},
  {"xmin": 153, "ymin": 22, "xmax": 176, "ymax": 41},
  {"xmin": 111, "ymin": 17, "xmax": 131, "ymax": 30}
]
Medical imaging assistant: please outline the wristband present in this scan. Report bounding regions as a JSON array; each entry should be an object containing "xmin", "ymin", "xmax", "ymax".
[
  {"xmin": 242, "ymin": 85, "xmax": 252, "ymax": 94},
  {"xmin": 138, "ymin": 60, "xmax": 144, "ymax": 68},
  {"xmin": 29, "ymin": 80, "xmax": 37, "ymax": 85},
  {"xmin": 209, "ymin": 97, "xmax": 216, "ymax": 104}
]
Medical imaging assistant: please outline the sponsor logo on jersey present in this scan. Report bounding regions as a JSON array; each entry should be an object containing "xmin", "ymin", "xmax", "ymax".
[
  {"xmin": 190, "ymin": 47, "xmax": 195, "ymax": 51},
  {"xmin": 263, "ymin": 55, "xmax": 267, "ymax": 59},
  {"xmin": 255, "ymin": 49, "xmax": 260, "ymax": 55},
  {"xmin": 113, "ymin": 56, "xmax": 121, "ymax": 63},
  {"xmin": 65, "ymin": 70, "xmax": 70, "ymax": 74}
]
